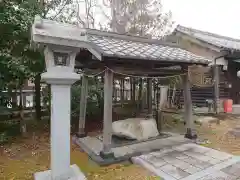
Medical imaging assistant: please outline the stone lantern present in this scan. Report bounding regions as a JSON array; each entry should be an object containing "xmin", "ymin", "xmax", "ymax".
[{"xmin": 32, "ymin": 15, "xmax": 86, "ymax": 180}]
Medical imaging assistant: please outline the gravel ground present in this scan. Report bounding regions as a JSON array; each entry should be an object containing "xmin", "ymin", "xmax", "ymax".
[
  {"xmin": 0, "ymin": 132, "xmax": 160, "ymax": 180},
  {"xmin": 1, "ymin": 114, "xmax": 239, "ymax": 180}
]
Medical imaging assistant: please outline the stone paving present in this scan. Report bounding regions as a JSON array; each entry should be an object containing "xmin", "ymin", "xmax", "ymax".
[{"xmin": 132, "ymin": 143, "xmax": 240, "ymax": 180}]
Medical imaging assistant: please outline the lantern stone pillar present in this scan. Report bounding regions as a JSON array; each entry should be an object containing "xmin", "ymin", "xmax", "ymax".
[
  {"xmin": 31, "ymin": 15, "xmax": 89, "ymax": 180},
  {"xmin": 34, "ymin": 46, "xmax": 86, "ymax": 180}
]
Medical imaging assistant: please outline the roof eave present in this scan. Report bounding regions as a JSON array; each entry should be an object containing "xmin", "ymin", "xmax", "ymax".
[
  {"xmin": 103, "ymin": 54, "xmax": 209, "ymax": 65},
  {"xmin": 31, "ymin": 16, "xmax": 103, "ymax": 61},
  {"xmin": 174, "ymin": 30, "xmax": 222, "ymax": 53}
]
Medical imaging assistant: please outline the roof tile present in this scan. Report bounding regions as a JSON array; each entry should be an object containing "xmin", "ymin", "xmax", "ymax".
[
  {"xmin": 31, "ymin": 17, "xmax": 210, "ymax": 64},
  {"xmin": 87, "ymin": 34, "xmax": 210, "ymax": 64},
  {"xmin": 176, "ymin": 25, "xmax": 240, "ymax": 51}
]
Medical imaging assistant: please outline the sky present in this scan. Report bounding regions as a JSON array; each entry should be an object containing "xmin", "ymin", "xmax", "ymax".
[
  {"xmin": 79, "ymin": 0, "xmax": 240, "ymax": 39},
  {"xmin": 161, "ymin": 0, "xmax": 240, "ymax": 39}
]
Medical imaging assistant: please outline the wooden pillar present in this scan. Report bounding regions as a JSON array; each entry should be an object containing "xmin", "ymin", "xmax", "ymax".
[
  {"xmin": 141, "ymin": 79, "xmax": 145, "ymax": 111},
  {"xmin": 214, "ymin": 65, "xmax": 220, "ymax": 114},
  {"xmin": 22, "ymin": 92, "xmax": 27, "ymax": 108},
  {"xmin": 156, "ymin": 86, "xmax": 163, "ymax": 132},
  {"xmin": 130, "ymin": 77, "xmax": 136, "ymax": 102},
  {"xmin": 113, "ymin": 76, "xmax": 116, "ymax": 103},
  {"xmin": 100, "ymin": 69, "xmax": 114, "ymax": 159},
  {"xmin": 12, "ymin": 92, "xmax": 18, "ymax": 108},
  {"xmin": 132, "ymin": 78, "xmax": 136, "ymax": 102},
  {"xmin": 153, "ymin": 80, "xmax": 156, "ymax": 106},
  {"xmin": 183, "ymin": 72, "xmax": 197, "ymax": 139},
  {"xmin": 130, "ymin": 78, "xmax": 133, "ymax": 100},
  {"xmin": 120, "ymin": 78, "xmax": 124, "ymax": 106},
  {"xmin": 147, "ymin": 78, "xmax": 153, "ymax": 115},
  {"xmin": 138, "ymin": 78, "xmax": 143, "ymax": 111},
  {"xmin": 77, "ymin": 75, "xmax": 88, "ymax": 137}
]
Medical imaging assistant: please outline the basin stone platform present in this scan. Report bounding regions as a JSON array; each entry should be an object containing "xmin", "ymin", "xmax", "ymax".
[
  {"xmin": 132, "ymin": 143, "xmax": 240, "ymax": 180},
  {"xmin": 74, "ymin": 132, "xmax": 192, "ymax": 165}
]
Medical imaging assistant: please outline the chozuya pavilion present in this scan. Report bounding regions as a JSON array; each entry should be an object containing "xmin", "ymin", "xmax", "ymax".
[{"xmin": 31, "ymin": 15, "xmax": 210, "ymax": 180}]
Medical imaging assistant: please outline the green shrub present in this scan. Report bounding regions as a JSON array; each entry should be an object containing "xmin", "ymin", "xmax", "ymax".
[
  {"xmin": 0, "ymin": 120, "xmax": 21, "ymax": 144},
  {"xmin": 71, "ymin": 78, "xmax": 104, "ymax": 120}
]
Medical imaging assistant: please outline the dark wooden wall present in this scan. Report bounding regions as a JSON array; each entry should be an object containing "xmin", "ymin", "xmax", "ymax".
[
  {"xmin": 227, "ymin": 61, "xmax": 240, "ymax": 104},
  {"xmin": 176, "ymin": 69, "xmax": 230, "ymax": 107}
]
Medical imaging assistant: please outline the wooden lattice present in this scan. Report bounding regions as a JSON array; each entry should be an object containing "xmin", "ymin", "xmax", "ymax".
[{"xmin": 188, "ymin": 65, "xmax": 213, "ymax": 87}]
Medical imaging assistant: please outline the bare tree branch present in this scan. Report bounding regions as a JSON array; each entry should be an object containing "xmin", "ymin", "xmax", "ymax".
[
  {"xmin": 95, "ymin": 5, "xmax": 112, "ymax": 20},
  {"xmin": 109, "ymin": 0, "xmax": 173, "ymax": 38},
  {"xmin": 77, "ymin": 0, "xmax": 86, "ymax": 27},
  {"xmin": 51, "ymin": 0, "xmax": 71, "ymax": 20}
]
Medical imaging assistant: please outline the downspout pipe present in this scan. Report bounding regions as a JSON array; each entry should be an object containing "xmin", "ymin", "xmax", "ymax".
[
  {"xmin": 213, "ymin": 55, "xmax": 225, "ymax": 114},
  {"xmin": 213, "ymin": 50, "xmax": 229, "ymax": 114}
]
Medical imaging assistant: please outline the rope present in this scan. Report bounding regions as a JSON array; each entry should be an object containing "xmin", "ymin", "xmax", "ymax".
[
  {"xmin": 80, "ymin": 69, "xmax": 107, "ymax": 78},
  {"xmin": 106, "ymin": 67, "xmax": 186, "ymax": 79},
  {"xmin": 83, "ymin": 68, "xmax": 107, "ymax": 78},
  {"xmin": 81, "ymin": 66, "xmax": 214, "ymax": 88},
  {"xmin": 82, "ymin": 66, "xmax": 186, "ymax": 80}
]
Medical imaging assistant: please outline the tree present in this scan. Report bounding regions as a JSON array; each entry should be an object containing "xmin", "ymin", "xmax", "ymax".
[
  {"xmin": 0, "ymin": 0, "xmax": 78, "ymax": 138},
  {"xmin": 0, "ymin": 0, "xmax": 40, "ymax": 137},
  {"xmin": 33, "ymin": 0, "xmax": 78, "ymax": 121},
  {"xmin": 109, "ymin": 0, "xmax": 173, "ymax": 37}
]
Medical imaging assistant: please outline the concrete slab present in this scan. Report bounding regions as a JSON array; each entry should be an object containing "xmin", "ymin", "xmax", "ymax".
[
  {"xmin": 222, "ymin": 161, "xmax": 240, "ymax": 178},
  {"xmin": 196, "ymin": 170, "xmax": 236, "ymax": 180},
  {"xmin": 132, "ymin": 143, "xmax": 240, "ymax": 180},
  {"xmin": 75, "ymin": 133, "xmax": 192, "ymax": 165},
  {"xmin": 96, "ymin": 133, "xmax": 171, "ymax": 148},
  {"xmin": 204, "ymin": 148, "xmax": 233, "ymax": 161},
  {"xmin": 160, "ymin": 164, "xmax": 190, "ymax": 179},
  {"xmin": 181, "ymin": 157, "xmax": 212, "ymax": 169}
]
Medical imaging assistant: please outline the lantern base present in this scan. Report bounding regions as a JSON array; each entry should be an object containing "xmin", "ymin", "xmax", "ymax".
[
  {"xmin": 41, "ymin": 70, "xmax": 80, "ymax": 85},
  {"xmin": 34, "ymin": 164, "xmax": 86, "ymax": 180}
]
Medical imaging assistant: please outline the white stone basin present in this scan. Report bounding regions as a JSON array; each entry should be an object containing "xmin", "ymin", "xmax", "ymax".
[{"xmin": 112, "ymin": 118, "xmax": 159, "ymax": 141}]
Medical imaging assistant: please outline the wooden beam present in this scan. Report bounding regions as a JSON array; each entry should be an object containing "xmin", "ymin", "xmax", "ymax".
[{"xmin": 105, "ymin": 57, "xmax": 206, "ymax": 68}]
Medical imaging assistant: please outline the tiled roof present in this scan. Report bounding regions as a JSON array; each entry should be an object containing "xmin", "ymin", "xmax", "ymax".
[
  {"xmin": 86, "ymin": 30, "xmax": 210, "ymax": 64},
  {"xmin": 31, "ymin": 17, "xmax": 210, "ymax": 64},
  {"xmin": 176, "ymin": 25, "xmax": 240, "ymax": 51}
]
